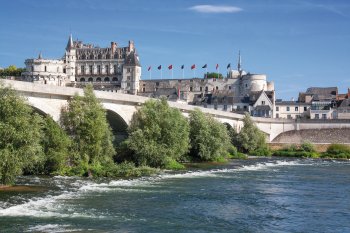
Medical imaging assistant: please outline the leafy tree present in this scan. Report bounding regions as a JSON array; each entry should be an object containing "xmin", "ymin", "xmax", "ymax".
[
  {"xmin": 41, "ymin": 116, "xmax": 72, "ymax": 174},
  {"xmin": 189, "ymin": 109, "xmax": 231, "ymax": 161},
  {"xmin": 0, "ymin": 65, "xmax": 26, "ymax": 77},
  {"xmin": 237, "ymin": 113, "xmax": 268, "ymax": 154},
  {"xmin": 205, "ymin": 72, "xmax": 224, "ymax": 79},
  {"xmin": 125, "ymin": 98, "xmax": 189, "ymax": 167},
  {"xmin": 60, "ymin": 85, "xmax": 115, "ymax": 173},
  {"xmin": 0, "ymin": 83, "xmax": 43, "ymax": 185}
]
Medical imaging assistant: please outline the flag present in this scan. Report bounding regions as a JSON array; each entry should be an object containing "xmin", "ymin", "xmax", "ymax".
[
  {"xmin": 181, "ymin": 65, "xmax": 184, "ymax": 69},
  {"xmin": 157, "ymin": 65, "xmax": 162, "ymax": 70},
  {"xmin": 216, "ymin": 64, "xmax": 219, "ymax": 70},
  {"xmin": 168, "ymin": 64, "xmax": 173, "ymax": 70},
  {"xmin": 191, "ymin": 64, "xmax": 196, "ymax": 70},
  {"xmin": 202, "ymin": 64, "xmax": 207, "ymax": 69},
  {"xmin": 148, "ymin": 66, "xmax": 151, "ymax": 71},
  {"xmin": 227, "ymin": 63, "xmax": 231, "ymax": 69}
]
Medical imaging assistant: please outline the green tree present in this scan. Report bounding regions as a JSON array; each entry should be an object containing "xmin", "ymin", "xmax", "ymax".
[
  {"xmin": 237, "ymin": 113, "xmax": 268, "ymax": 154},
  {"xmin": 0, "ymin": 65, "xmax": 25, "ymax": 77},
  {"xmin": 205, "ymin": 72, "xmax": 224, "ymax": 79},
  {"xmin": 0, "ymin": 83, "xmax": 43, "ymax": 185},
  {"xmin": 60, "ymin": 85, "xmax": 115, "ymax": 173},
  {"xmin": 125, "ymin": 98, "xmax": 189, "ymax": 167},
  {"xmin": 41, "ymin": 116, "xmax": 72, "ymax": 174},
  {"xmin": 189, "ymin": 109, "xmax": 231, "ymax": 161}
]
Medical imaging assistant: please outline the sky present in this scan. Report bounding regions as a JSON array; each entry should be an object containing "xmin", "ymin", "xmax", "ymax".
[{"xmin": 1, "ymin": 0, "xmax": 350, "ymax": 100}]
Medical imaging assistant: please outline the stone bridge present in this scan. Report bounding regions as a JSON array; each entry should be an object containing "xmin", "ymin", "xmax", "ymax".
[{"xmin": 3, "ymin": 80, "xmax": 350, "ymax": 142}]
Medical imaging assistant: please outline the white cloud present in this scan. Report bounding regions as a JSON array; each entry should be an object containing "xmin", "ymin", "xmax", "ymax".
[{"xmin": 189, "ymin": 5, "xmax": 242, "ymax": 14}]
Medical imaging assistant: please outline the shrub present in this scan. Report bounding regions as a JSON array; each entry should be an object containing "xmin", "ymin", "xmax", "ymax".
[
  {"xmin": 323, "ymin": 144, "xmax": 350, "ymax": 159},
  {"xmin": 301, "ymin": 141, "xmax": 316, "ymax": 152}
]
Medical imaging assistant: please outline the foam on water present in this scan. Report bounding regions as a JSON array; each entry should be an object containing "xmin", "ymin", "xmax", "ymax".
[
  {"xmin": 26, "ymin": 224, "xmax": 82, "ymax": 233},
  {"xmin": 0, "ymin": 159, "xmax": 307, "ymax": 218}
]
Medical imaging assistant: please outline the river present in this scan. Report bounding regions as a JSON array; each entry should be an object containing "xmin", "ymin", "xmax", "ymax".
[{"xmin": 0, "ymin": 158, "xmax": 349, "ymax": 233}]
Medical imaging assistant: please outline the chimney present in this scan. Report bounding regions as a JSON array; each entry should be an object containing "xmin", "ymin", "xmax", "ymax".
[
  {"xmin": 128, "ymin": 40, "xmax": 134, "ymax": 51},
  {"xmin": 111, "ymin": 42, "xmax": 117, "ymax": 54}
]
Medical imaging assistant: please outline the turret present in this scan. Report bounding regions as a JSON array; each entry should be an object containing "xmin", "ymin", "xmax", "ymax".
[{"xmin": 66, "ymin": 34, "xmax": 73, "ymax": 51}]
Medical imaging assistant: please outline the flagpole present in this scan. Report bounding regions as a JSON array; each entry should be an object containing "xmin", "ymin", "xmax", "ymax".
[{"xmin": 182, "ymin": 68, "xmax": 184, "ymax": 79}]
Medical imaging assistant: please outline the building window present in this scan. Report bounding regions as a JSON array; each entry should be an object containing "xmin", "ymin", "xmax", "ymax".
[
  {"xmin": 287, "ymin": 106, "xmax": 290, "ymax": 111},
  {"xmin": 276, "ymin": 113, "xmax": 279, "ymax": 118},
  {"xmin": 261, "ymin": 101, "xmax": 265, "ymax": 105},
  {"xmin": 127, "ymin": 76, "xmax": 131, "ymax": 81},
  {"xmin": 105, "ymin": 65, "xmax": 109, "ymax": 74},
  {"xmin": 104, "ymin": 77, "xmax": 110, "ymax": 82},
  {"xmin": 223, "ymin": 105, "xmax": 227, "ymax": 111},
  {"xmin": 229, "ymin": 86, "xmax": 231, "ymax": 90},
  {"xmin": 276, "ymin": 106, "xmax": 279, "ymax": 111},
  {"xmin": 205, "ymin": 86, "xmax": 208, "ymax": 92},
  {"xmin": 31, "ymin": 66, "xmax": 34, "ymax": 72},
  {"xmin": 216, "ymin": 86, "xmax": 219, "ymax": 90},
  {"xmin": 44, "ymin": 66, "xmax": 47, "ymax": 72},
  {"xmin": 88, "ymin": 77, "xmax": 93, "ymax": 82},
  {"xmin": 96, "ymin": 77, "xmax": 101, "ymax": 82},
  {"xmin": 245, "ymin": 84, "xmax": 248, "ymax": 88},
  {"xmin": 127, "ymin": 68, "xmax": 131, "ymax": 73},
  {"xmin": 142, "ymin": 87, "xmax": 145, "ymax": 92},
  {"xmin": 156, "ymin": 82, "xmax": 159, "ymax": 86},
  {"xmin": 127, "ymin": 83, "xmax": 130, "ymax": 87},
  {"xmin": 295, "ymin": 107, "xmax": 298, "ymax": 111},
  {"xmin": 315, "ymin": 114, "xmax": 320, "ymax": 119},
  {"xmin": 112, "ymin": 77, "xmax": 118, "ymax": 82},
  {"xmin": 63, "ymin": 68, "xmax": 66, "ymax": 74},
  {"xmin": 287, "ymin": 115, "xmax": 292, "ymax": 119},
  {"xmin": 322, "ymin": 114, "xmax": 327, "ymax": 119},
  {"xmin": 97, "ymin": 65, "xmax": 101, "ymax": 74},
  {"xmin": 89, "ymin": 65, "xmax": 93, "ymax": 74},
  {"xmin": 304, "ymin": 106, "xmax": 307, "ymax": 111},
  {"xmin": 114, "ymin": 65, "xmax": 117, "ymax": 74},
  {"xmin": 200, "ymin": 87, "xmax": 203, "ymax": 92},
  {"xmin": 81, "ymin": 66, "xmax": 85, "ymax": 74},
  {"xmin": 80, "ymin": 78, "xmax": 85, "ymax": 82}
]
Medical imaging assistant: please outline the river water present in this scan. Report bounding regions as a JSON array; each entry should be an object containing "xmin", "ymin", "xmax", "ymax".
[{"xmin": 0, "ymin": 158, "xmax": 349, "ymax": 233}]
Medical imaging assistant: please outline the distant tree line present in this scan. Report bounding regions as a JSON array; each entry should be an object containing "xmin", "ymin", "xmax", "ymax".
[
  {"xmin": 0, "ymin": 83, "xmax": 269, "ymax": 185},
  {"xmin": 0, "ymin": 65, "xmax": 26, "ymax": 77}
]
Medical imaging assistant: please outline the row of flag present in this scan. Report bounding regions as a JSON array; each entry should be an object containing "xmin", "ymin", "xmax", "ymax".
[{"xmin": 147, "ymin": 63, "xmax": 232, "ymax": 71}]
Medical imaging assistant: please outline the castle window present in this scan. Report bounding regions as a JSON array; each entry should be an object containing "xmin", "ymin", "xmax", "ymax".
[
  {"xmin": 127, "ymin": 68, "xmax": 131, "ymax": 73},
  {"xmin": 205, "ymin": 86, "xmax": 208, "ymax": 92},
  {"xmin": 127, "ymin": 76, "xmax": 131, "ymax": 81},
  {"xmin": 261, "ymin": 101, "xmax": 265, "ymax": 105},
  {"xmin": 44, "ymin": 66, "xmax": 47, "ymax": 72},
  {"xmin": 295, "ymin": 107, "xmax": 298, "ymax": 111},
  {"xmin": 315, "ymin": 114, "xmax": 319, "ymax": 119},
  {"xmin": 88, "ymin": 77, "xmax": 93, "ymax": 82},
  {"xmin": 216, "ymin": 86, "xmax": 219, "ymax": 90},
  {"xmin": 105, "ymin": 65, "xmax": 109, "ymax": 74},
  {"xmin": 287, "ymin": 106, "xmax": 290, "ymax": 111},
  {"xmin": 276, "ymin": 106, "xmax": 279, "ymax": 111},
  {"xmin": 90, "ymin": 54, "xmax": 94, "ymax": 59},
  {"xmin": 31, "ymin": 66, "xmax": 34, "ymax": 72},
  {"xmin": 190, "ymin": 87, "xmax": 193, "ymax": 92},
  {"xmin": 143, "ymin": 87, "xmax": 145, "ymax": 92},
  {"xmin": 114, "ymin": 65, "xmax": 117, "ymax": 74},
  {"xmin": 229, "ymin": 86, "xmax": 231, "ymax": 90},
  {"xmin": 200, "ymin": 87, "xmax": 203, "ymax": 92},
  {"xmin": 63, "ymin": 68, "xmax": 66, "ymax": 74},
  {"xmin": 97, "ymin": 65, "xmax": 101, "ymax": 74},
  {"xmin": 304, "ymin": 106, "xmax": 307, "ymax": 111},
  {"xmin": 156, "ymin": 82, "xmax": 159, "ymax": 86},
  {"xmin": 276, "ymin": 113, "xmax": 279, "ymax": 118},
  {"xmin": 97, "ymin": 77, "xmax": 101, "ymax": 82},
  {"xmin": 112, "ymin": 77, "xmax": 118, "ymax": 82},
  {"xmin": 81, "ymin": 66, "xmax": 85, "ymax": 74},
  {"xmin": 127, "ymin": 82, "xmax": 130, "ymax": 87},
  {"xmin": 80, "ymin": 78, "xmax": 85, "ymax": 82},
  {"xmin": 89, "ymin": 65, "xmax": 93, "ymax": 74},
  {"xmin": 245, "ymin": 84, "xmax": 248, "ymax": 88},
  {"xmin": 104, "ymin": 77, "xmax": 110, "ymax": 82},
  {"xmin": 98, "ymin": 54, "xmax": 102, "ymax": 59}
]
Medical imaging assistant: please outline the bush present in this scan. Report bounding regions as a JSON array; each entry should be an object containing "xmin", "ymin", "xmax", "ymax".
[
  {"xmin": 164, "ymin": 159, "xmax": 185, "ymax": 170},
  {"xmin": 301, "ymin": 141, "xmax": 315, "ymax": 152},
  {"xmin": 251, "ymin": 147, "xmax": 272, "ymax": 156},
  {"xmin": 323, "ymin": 144, "xmax": 350, "ymax": 159}
]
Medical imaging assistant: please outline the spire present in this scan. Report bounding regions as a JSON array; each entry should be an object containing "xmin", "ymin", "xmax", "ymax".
[
  {"xmin": 66, "ymin": 34, "xmax": 73, "ymax": 50},
  {"xmin": 238, "ymin": 50, "xmax": 242, "ymax": 72},
  {"xmin": 38, "ymin": 51, "xmax": 42, "ymax": 59}
]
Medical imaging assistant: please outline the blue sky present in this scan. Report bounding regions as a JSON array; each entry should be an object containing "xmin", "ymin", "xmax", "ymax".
[{"xmin": 1, "ymin": 0, "xmax": 350, "ymax": 99}]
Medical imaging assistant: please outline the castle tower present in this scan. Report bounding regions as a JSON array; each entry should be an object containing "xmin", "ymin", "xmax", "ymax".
[
  {"xmin": 65, "ymin": 34, "xmax": 76, "ymax": 82},
  {"xmin": 122, "ymin": 50, "xmax": 141, "ymax": 94}
]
